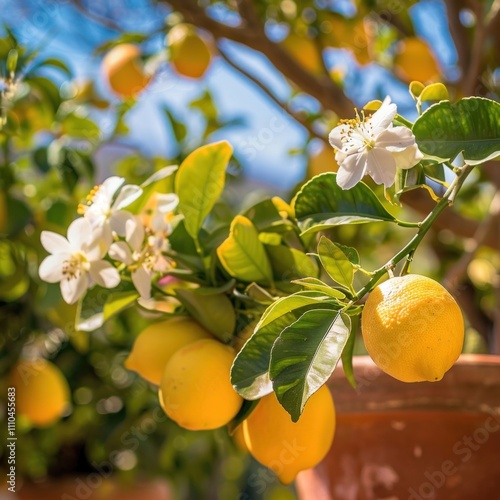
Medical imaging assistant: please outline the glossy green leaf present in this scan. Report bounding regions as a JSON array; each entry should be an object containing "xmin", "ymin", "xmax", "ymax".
[
  {"xmin": 175, "ymin": 141, "xmax": 233, "ymax": 238},
  {"xmin": 294, "ymin": 173, "xmax": 396, "ymax": 236},
  {"xmin": 270, "ymin": 309, "xmax": 351, "ymax": 421},
  {"xmin": 266, "ymin": 245, "xmax": 319, "ymax": 281},
  {"xmin": 103, "ymin": 290, "xmax": 139, "ymax": 323},
  {"xmin": 217, "ymin": 215, "xmax": 273, "ymax": 285},
  {"xmin": 175, "ymin": 289, "xmax": 235, "ymax": 342},
  {"xmin": 291, "ymin": 277, "xmax": 346, "ymax": 300},
  {"xmin": 318, "ymin": 236, "xmax": 354, "ymax": 292},
  {"xmin": 413, "ymin": 97, "xmax": 500, "ymax": 165},
  {"xmin": 231, "ymin": 292, "xmax": 334, "ymax": 400}
]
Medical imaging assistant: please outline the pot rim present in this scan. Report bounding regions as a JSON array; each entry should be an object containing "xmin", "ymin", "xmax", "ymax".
[{"xmin": 328, "ymin": 354, "xmax": 500, "ymax": 414}]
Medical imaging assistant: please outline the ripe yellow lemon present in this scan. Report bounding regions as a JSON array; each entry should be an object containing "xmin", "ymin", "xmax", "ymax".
[
  {"xmin": 167, "ymin": 24, "xmax": 212, "ymax": 79},
  {"xmin": 11, "ymin": 359, "xmax": 70, "ymax": 426},
  {"xmin": 159, "ymin": 338, "xmax": 243, "ymax": 430},
  {"xmin": 362, "ymin": 274, "xmax": 464, "ymax": 382},
  {"xmin": 394, "ymin": 37, "xmax": 440, "ymax": 83},
  {"xmin": 242, "ymin": 385, "xmax": 335, "ymax": 484},
  {"xmin": 125, "ymin": 317, "xmax": 213, "ymax": 385},
  {"xmin": 102, "ymin": 44, "xmax": 151, "ymax": 98}
]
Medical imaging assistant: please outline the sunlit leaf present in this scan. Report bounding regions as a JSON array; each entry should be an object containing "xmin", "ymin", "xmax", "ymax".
[
  {"xmin": 294, "ymin": 173, "xmax": 396, "ymax": 236},
  {"xmin": 175, "ymin": 141, "xmax": 233, "ymax": 238},
  {"xmin": 217, "ymin": 215, "xmax": 273, "ymax": 285},
  {"xmin": 266, "ymin": 245, "xmax": 319, "ymax": 281},
  {"xmin": 231, "ymin": 292, "xmax": 335, "ymax": 400},
  {"xmin": 413, "ymin": 97, "xmax": 500, "ymax": 165},
  {"xmin": 318, "ymin": 236, "xmax": 355, "ymax": 292},
  {"xmin": 270, "ymin": 309, "xmax": 351, "ymax": 421}
]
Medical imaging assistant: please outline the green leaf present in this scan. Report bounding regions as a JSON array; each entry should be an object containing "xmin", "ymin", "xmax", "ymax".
[
  {"xmin": 175, "ymin": 289, "xmax": 235, "ymax": 342},
  {"xmin": 163, "ymin": 107, "xmax": 187, "ymax": 144},
  {"xmin": 231, "ymin": 292, "xmax": 334, "ymax": 400},
  {"xmin": 175, "ymin": 141, "xmax": 233, "ymax": 239},
  {"xmin": 294, "ymin": 173, "xmax": 396, "ymax": 236},
  {"xmin": 419, "ymin": 83, "xmax": 449, "ymax": 103},
  {"xmin": 409, "ymin": 81, "xmax": 425, "ymax": 99},
  {"xmin": 76, "ymin": 282, "xmax": 134, "ymax": 331},
  {"xmin": 30, "ymin": 57, "xmax": 72, "ymax": 77},
  {"xmin": 270, "ymin": 309, "xmax": 351, "ymax": 421},
  {"xmin": 413, "ymin": 97, "xmax": 500, "ymax": 165},
  {"xmin": 103, "ymin": 290, "xmax": 139, "ymax": 323},
  {"xmin": 126, "ymin": 164, "xmax": 178, "ymax": 214},
  {"xmin": 318, "ymin": 236, "xmax": 355, "ymax": 292},
  {"xmin": 217, "ymin": 215, "xmax": 273, "ymax": 285},
  {"xmin": 266, "ymin": 245, "xmax": 319, "ymax": 281},
  {"xmin": 61, "ymin": 114, "xmax": 101, "ymax": 140},
  {"xmin": 291, "ymin": 277, "xmax": 346, "ymax": 300},
  {"xmin": 341, "ymin": 313, "xmax": 358, "ymax": 389}
]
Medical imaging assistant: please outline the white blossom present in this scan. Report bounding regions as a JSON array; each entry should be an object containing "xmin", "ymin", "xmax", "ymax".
[
  {"xmin": 109, "ymin": 217, "xmax": 173, "ymax": 300},
  {"xmin": 329, "ymin": 97, "xmax": 423, "ymax": 190},
  {"xmin": 39, "ymin": 218, "xmax": 120, "ymax": 304},
  {"xmin": 78, "ymin": 176, "xmax": 142, "ymax": 244}
]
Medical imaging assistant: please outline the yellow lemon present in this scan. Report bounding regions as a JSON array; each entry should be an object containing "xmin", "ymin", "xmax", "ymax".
[
  {"xmin": 102, "ymin": 44, "xmax": 151, "ymax": 98},
  {"xmin": 281, "ymin": 33, "xmax": 324, "ymax": 75},
  {"xmin": 394, "ymin": 37, "xmax": 440, "ymax": 83},
  {"xmin": 10, "ymin": 359, "xmax": 70, "ymax": 426},
  {"xmin": 362, "ymin": 274, "xmax": 464, "ymax": 382},
  {"xmin": 242, "ymin": 385, "xmax": 335, "ymax": 484},
  {"xmin": 167, "ymin": 24, "xmax": 212, "ymax": 79},
  {"xmin": 159, "ymin": 339, "xmax": 243, "ymax": 430},
  {"xmin": 125, "ymin": 317, "xmax": 213, "ymax": 385}
]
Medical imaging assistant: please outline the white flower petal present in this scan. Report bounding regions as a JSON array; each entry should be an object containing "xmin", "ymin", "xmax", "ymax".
[
  {"xmin": 132, "ymin": 266, "xmax": 152, "ymax": 299},
  {"xmin": 113, "ymin": 185, "xmax": 143, "ymax": 210},
  {"xmin": 110, "ymin": 210, "xmax": 135, "ymax": 236},
  {"xmin": 126, "ymin": 218, "xmax": 145, "ymax": 251},
  {"xmin": 336, "ymin": 152, "xmax": 368, "ymax": 190},
  {"xmin": 109, "ymin": 241, "xmax": 133, "ymax": 265},
  {"xmin": 377, "ymin": 127, "xmax": 417, "ymax": 152},
  {"xmin": 89, "ymin": 261, "xmax": 120, "ymax": 289},
  {"xmin": 39, "ymin": 255, "xmax": 65, "ymax": 283},
  {"xmin": 392, "ymin": 145, "xmax": 424, "ymax": 170},
  {"xmin": 40, "ymin": 231, "xmax": 72, "ymax": 255},
  {"xmin": 156, "ymin": 193, "xmax": 179, "ymax": 213},
  {"xmin": 60, "ymin": 274, "xmax": 88, "ymax": 304},
  {"xmin": 102, "ymin": 176, "xmax": 125, "ymax": 199},
  {"xmin": 67, "ymin": 218, "xmax": 92, "ymax": 250},
  {"xmin": 329, "ymin": 123, "xmax": 351, "ymax": 149},
  {"xmin": 366, "ymin": 148, "xmax": 397, "ymax": 187},
  {"xmin": 369, "ymin": 96, "xmax": 397, "ymax": 132}
]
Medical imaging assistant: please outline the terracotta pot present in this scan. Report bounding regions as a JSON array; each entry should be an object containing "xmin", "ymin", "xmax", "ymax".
[
  {"xmin": 8, "ymin": 477, "xmax": 172, "ymax": 500},
  {"xmin": 296, "ymin": 355, "xmax": 500, "ymax": 500}
]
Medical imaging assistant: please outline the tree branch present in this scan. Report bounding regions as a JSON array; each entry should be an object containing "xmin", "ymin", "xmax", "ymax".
[
  {"xmin": 401, "ymin": 188, "xmax": 500, "ymax": 251},
  {"xmin": 218, "ymin": 47, "xmax": 328, "ymax": 144},
  {"xmin": 164, "ymin": 0, "xmax": 354, "ymax": 117},
  {"xmin": 443, "ymin": 0, "xmax": 470, "ymax": 81}
]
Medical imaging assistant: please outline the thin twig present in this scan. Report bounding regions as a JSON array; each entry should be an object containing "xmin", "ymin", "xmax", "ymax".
[
  {"xmin": 164, "ymin": 0, "xmax": 354, "ymax": 116},
  {"xmin": 218, "ymin": 47, "xmax": 328, "ymax": 144}
]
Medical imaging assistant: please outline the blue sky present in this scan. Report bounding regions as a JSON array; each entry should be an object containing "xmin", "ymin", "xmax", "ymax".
[{"xmin": 1, "ymin": 0, "xmax": 456, "ymax": 188}]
